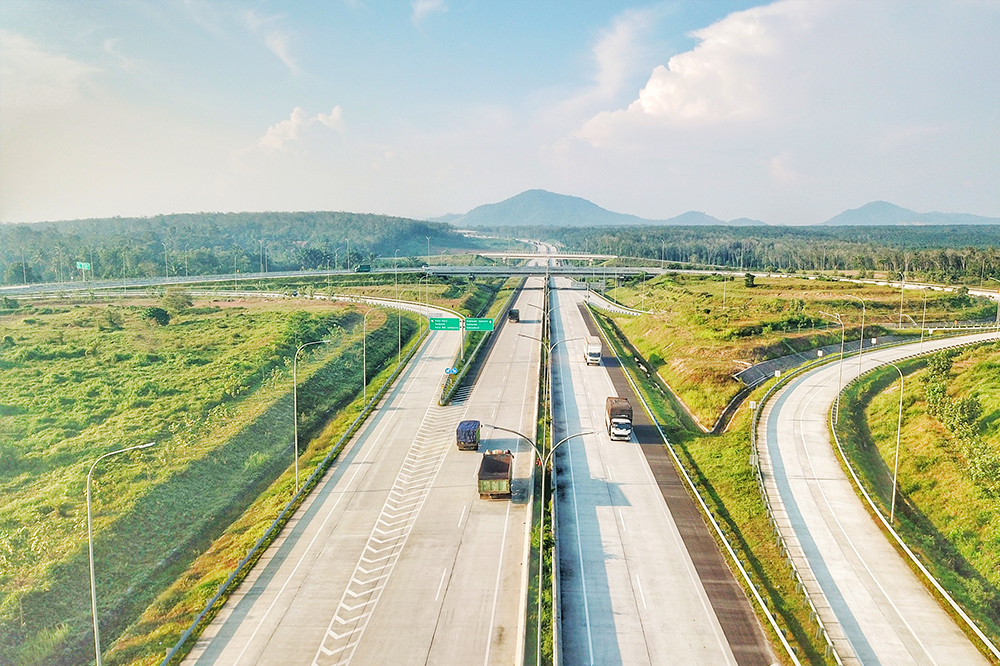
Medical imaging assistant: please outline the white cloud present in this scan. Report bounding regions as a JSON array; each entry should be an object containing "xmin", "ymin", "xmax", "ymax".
[
  {"xmin": 412, "ymin": 0, "xmax": 447, "ymax": 26},
  {"xmin": 578, "ymin": 2, "xmax": 819, "ymax": 144},
  {"xmin": 0, "ymin": 31, "xmax": 99, "ymax": 113},
  {"xmin": 316, "ymin": 106, "xmax": 346, "ymax": 132},
  {"xmin": 264, "ymin": 31, "xmax": 299, "ymax": 75},
  {"xmin": 591, "ymin": 9, "xmax": 655, "ymax": 101},
  {"xmin": 249, "ymin": 106, "xmax": 346, "ymax": 153},
  {"xmin": 103, "ymin": 38, "xmax": 137, "ymax": 72}
]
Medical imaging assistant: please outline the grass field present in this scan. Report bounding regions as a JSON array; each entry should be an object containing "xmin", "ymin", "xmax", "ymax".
[
  {"xmin": 0, "ymin": 295, "xmax": 413, "ymax": 666},
  {"xmin": 836, "ymin": 342, "xmax": 1000, "ymax": 652},
  {"xmin": 604, "ymin": 272, "xmax": 994, "ymax": 426}
]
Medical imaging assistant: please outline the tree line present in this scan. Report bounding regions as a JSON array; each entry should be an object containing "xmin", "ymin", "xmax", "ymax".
[{"xmin": 0, "ymin": 211, "xmax": 478, "ymax": 285}]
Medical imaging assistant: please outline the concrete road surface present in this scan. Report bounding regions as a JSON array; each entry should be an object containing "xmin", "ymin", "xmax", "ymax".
[
  {"xmin": 549, "ymin": 280, "xmax": 765, "ymax": 666},
  {"xmin": 183, "ymin": 280, "xmax": 543, "ymax": 666},
  {"xmin": 758, "ymin": 330, "xmax": 999, "ymax": 665}
]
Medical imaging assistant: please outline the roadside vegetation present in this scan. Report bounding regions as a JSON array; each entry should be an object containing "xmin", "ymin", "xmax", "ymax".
[
  {"xmin": 836, "ymin": 343, "xmax": 1000, "ymax": 652},
  {"xmin": 0, "ymin": 293, "xmax": 414, "ymax": 666},
  {"xmin": 602, "ymin": 272, "xmax": 994, "ymax": 426}
]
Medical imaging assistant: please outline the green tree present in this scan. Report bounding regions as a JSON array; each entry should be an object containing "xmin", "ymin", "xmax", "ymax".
[
  {"xmin": 162, "ymin": 288, "xmax": 193, "ymax": 314},
  {"xmin": 744, "ymin": 272, "xmax": 756, "ymax": 288}
]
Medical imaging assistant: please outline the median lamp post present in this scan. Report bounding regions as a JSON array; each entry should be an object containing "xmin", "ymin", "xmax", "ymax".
[
  {"xmin": 887, "ymin": 361, "xmax": 905, "ymax": 523},
  {"xmin": 87, "ymin": 441, "xmax": 156, "ymax": 666},
  {"xmin": 293, "ymin": 339, "xmax": 333, "ymax": 493},
  {"xmin": 485, "ymin": 424, "xmax": 593, "ymax": 666}
]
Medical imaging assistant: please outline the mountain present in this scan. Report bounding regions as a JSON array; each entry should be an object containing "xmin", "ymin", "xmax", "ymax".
[
  {"xmin": 823, "ymin": 201, "xmax": 1000, "ymax": 226},
  {"xmin": 436, "ymin": 189, "xmax": 760, "ymax": 227}
]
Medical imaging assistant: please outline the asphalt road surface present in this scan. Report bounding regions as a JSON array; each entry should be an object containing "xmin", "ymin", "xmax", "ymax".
[
  {"xmin": 182, "ymin": 280, "xmax": 543, "ymax": 666},
  {"xmin": 758, "ymin": 330, "xmax": 999, "ymax": 665}
]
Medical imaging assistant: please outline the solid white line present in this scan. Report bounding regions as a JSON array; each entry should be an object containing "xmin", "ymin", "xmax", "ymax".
[
  {"xmin": 635, "ymin": 575, "xmax": 647, "ymax": 610},
  {"xmin": 483, "ymin": 499, "xmax": 513, "ymax": 666},
  {"xmin": 435, "ymin": 568, "xmax": 448, "ymax": 601},
  {"xmin": 606, "ymin": 464, "xmax": 613, "ymax": 482},
  {"xmin": 457, "ymin": 504, "xmax": 467, "ymax": 527},
  {"xmin": 617, "ymin": 508, "xmax": 626, "ymax": 532}
]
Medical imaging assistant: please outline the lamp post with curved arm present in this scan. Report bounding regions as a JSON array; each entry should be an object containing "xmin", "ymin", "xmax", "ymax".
[
  {"xmin": 847, "ymin": 294, "xmax": 866, "ymax": 378},
  {"xmin": 820, "ymin": 311, "xmax": 845, "ymax": 392},
  {"xmin": 886, "ymin": 361, "xmax": 905, "ymax": 523},
  {"xmin": 395, "ymin": 249, "xmax": 401, "ymax": 365},
  {"xmin": 485, "ymin": 424, "xmax": 593, "ymax": 666},
  {"xmin": 87, "ymin": 441, "xmax": 156, "ymax": 666},
  {"xmin": 294, "ymin": 339, "xmax": 333, "ymax": 493}
]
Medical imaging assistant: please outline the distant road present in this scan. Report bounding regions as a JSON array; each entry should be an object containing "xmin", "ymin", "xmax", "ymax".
[{"xmin": 758, "ymin": 330, "xmax": 999, "ymax": 665}]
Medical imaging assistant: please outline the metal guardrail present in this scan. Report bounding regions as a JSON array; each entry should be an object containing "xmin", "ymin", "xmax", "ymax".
[
  {"xmin": 589, "ymin": 305, "xmax": 810, "ymax": 666},
  {"xmin": 157, "ymin": 325, "xmax": 430, "ymax": 666},
  {"xmin": 828, "ymin": 337, "xmax": 1000, "ymax": 662}
]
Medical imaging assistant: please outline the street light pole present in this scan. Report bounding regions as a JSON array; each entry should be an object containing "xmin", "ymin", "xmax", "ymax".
[
  {"xmin": 87, "ymin": 441, "xmax": 156, "ymax": 666},
  {"xmin": 486, "ymin": 424, "xmax": 592, "ymax": 666},
  {"xmin": 820, "ymin": 311, "xmax": 845, "ymax": 392},
  {"xmin": 887, "ymin": 361, "xmax": 905, "ymax": 523},
  {"xmin": 395, "ymin": 249, "xmax": 401, "ymax": 365},
  {"xmin": 293, "ymin": 339, "xmax": 332, "ymax": 493},
  {"xmin": 362, "ymin": 310, "xmax": 373, "ymax": 405},
  {"xmin": 161, "ymin": 242, "xmax": 168, "ymax": 278},
  {"xmin": 847, "ymin": 294, "xmax": 866, "ymax": 378}
]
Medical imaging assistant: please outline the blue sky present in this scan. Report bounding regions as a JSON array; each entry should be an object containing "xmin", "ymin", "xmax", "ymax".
[{"xmin": 2, "ymin": 1, "xmax": 998, "ymax": 225}]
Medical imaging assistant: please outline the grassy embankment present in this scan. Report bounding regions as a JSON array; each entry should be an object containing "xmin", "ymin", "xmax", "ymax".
[
  {"xmin": 0, "ymin": 296, "xmax": 414, "ymax": 666},
  {"xmin": 592, "ymin": 309, "xmax": 835, "ymax": 665},
  {"xmin": 604, "ymin": 272, "xmax": 993, "ymax": 427},
  {"xmin": 836, "ymin": 342, "xmax": 1000, "ymax": 656}
]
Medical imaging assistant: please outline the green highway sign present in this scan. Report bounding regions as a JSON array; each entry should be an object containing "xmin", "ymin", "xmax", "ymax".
[
  {"xmin": 464, "ymin": 318, "xmax": 494, "ymax": 332},
  {"xmin": 429, "ymin": 317, "xmax": 461, "ymax": 331},
  {"xmin": 76, "ymin": 262, "xmax": 91, "ymax": 270}
]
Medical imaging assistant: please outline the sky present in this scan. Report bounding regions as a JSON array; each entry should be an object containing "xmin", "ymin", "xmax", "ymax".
[{"xmin": 1, "ymin": 0, "xmax": 998, "ymax": 226}]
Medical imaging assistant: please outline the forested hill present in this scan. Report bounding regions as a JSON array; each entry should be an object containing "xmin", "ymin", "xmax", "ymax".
[{"xmin": 1, "ymin": 211, "xmax": 482, "ymax": 284}]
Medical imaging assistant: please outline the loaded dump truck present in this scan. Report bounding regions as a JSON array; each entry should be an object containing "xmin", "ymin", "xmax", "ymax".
[
  {"xmin": 456, "ymin": 420, "xmax": 481, "ymax": 451},
  {"xmin": 605, "ymin": 397, "xmax": 633, "ymax": 441},
  {"xmin": 585, "ymin": 336, "xmax": 602, "ymax": 365},
  {"xmin": 478, "ymin": 450, "xmax": 513, "ymax": 499}
]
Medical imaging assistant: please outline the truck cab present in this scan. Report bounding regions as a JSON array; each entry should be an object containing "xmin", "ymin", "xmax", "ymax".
[{"xmin": 507, "ymin": 308, "xmax": 519, "ymax": 323}]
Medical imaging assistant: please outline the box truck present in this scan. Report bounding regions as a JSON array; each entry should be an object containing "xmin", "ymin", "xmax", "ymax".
[
  {"xmin": 605, "ymin": 397, "xmax": 633, "ymax": 441},
  {"xmin": 585, "ymin": 336, "xmax": 602, "ymax": 365}
]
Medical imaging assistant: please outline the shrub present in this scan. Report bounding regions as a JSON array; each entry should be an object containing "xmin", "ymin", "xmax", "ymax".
[{"xmin": 142, "ymin": 307, "xmax": 170, "ymax": 326}]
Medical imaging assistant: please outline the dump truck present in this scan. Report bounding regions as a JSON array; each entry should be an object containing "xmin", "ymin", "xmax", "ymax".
[
  {"xmin": 605, "ymin": 397, "xmax": 633, "ymax": 441},
  {"xmin": 507, "ymin": 308, "xmax": 520, "ymax": 323},
  {"xmin": 585, "ymin": 336, "xmax": 602, "ymax": 365},
  {"xmin": 478, "ymin": 450, "xmax": 513, "ymax": 499},
  {"xmin": 456, "ymin": 419, "xmax": 481, "ymax": 451}
]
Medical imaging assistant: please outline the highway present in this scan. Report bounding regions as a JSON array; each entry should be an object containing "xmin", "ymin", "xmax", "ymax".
[
  {"xmin": 548, "ymin": 278, "xmax": 773, "ymax": 666},
  {"xmin": 182, "ymin": 279, "xmax": 543, "ymax": 666},
  {"xmin": 758, "ymin": 330, "xmax": 1000, "ymax": 665}
]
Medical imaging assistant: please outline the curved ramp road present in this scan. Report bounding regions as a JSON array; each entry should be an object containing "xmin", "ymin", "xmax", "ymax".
[
  {"xmin": 549, "ymin": 280, "xmax": 772, "ymax": 666},
  {"xmin": 182, "ymin": 281, "xmax": 544, "ymax": 666},
  {"xmin": 758, "ymin": 330, "xmax": 999, "ymax": 666}
]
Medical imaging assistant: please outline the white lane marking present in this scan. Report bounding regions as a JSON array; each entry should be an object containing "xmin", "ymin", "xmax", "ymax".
[
  {"xmin": 795, "ymin": 374, "xmax": 940, "ymax": 665},
  {"xmin": 228, "ymin": 340, "xmax": 433, "ymax": 666},
  {"xmin": 483, "ymin": 499, "xmax": 513, "ymax": 666},
  {"xmin": 635, "ymin": 575, "xmax": 647, "ymax": 610},
  {"xmin": 617, "ymin": 508, "xmax": 626, "ymax": 532},
  {"xmin": 435, "ymin": 568, "xmax": 448, "ymax": 601},
  {"xmin": 457, "ymin": 504, "xmax": 467, "ymax": 527},
  {"xmin": 605, "ymin": 464, "xmax": 613, "ymax": 482}
]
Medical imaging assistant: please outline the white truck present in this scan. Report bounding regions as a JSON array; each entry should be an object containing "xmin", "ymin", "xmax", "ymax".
[{"xmin": 585, "ymin": 336, "xmax": 602, "ymax": 365}]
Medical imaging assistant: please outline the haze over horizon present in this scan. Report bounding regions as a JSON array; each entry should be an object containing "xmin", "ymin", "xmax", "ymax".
[{"xmin": 2, "ymin": 1, "xmax": 998, "ymax": 226}]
